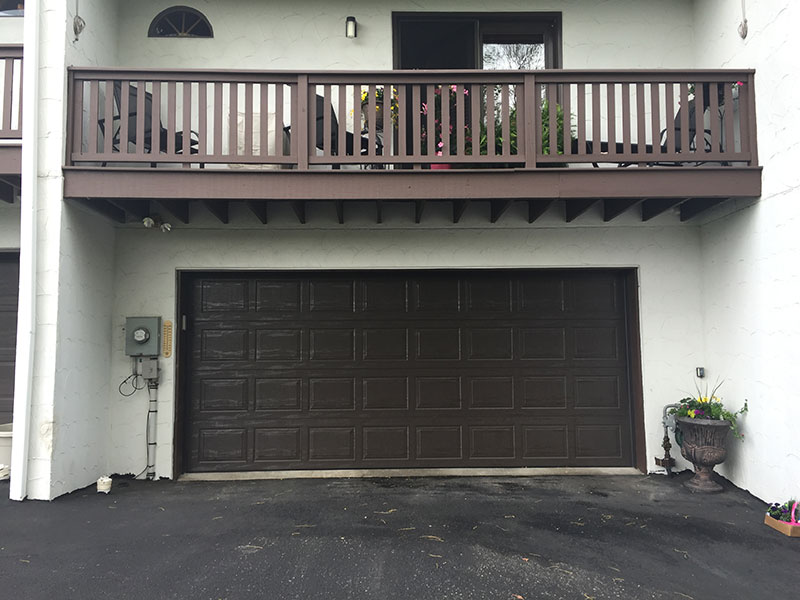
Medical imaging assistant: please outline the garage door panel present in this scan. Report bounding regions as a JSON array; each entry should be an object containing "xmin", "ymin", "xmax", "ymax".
[
  {"xmin": 200, "ymin": 279, "xmax": 249, "ymax": 312},
  {"xmin": 309, "ymin": 329, "xmax": 355, "ymax": 361},
  {"xmin": 363, "ymin": 426, "xmax": 410, "ymax": 460},
  {"xmin": 573, "ymin": 325, "xmax": 621, "ymax": 361},
  {"xmin": 363, "ymin": 328, "xmax": 408, "ymax": 361},
  {"xmin": 574, "ymin": 375, "xmax": 623, "ymax": 409},
  {"xmin": 522, "ymin": 376, "xmax": 568, "ymax": 409},
  {"xmin": 575, "ymin": 424, "xmax": 624, "ymax": 460},
  {"xmin": 569, "ymin": 275, "xmax": 623, "ymax": 315},
  {"xmin": 256, "ymin": 280, "xmax": 302, "ymax": 312},
  {"xmin": 183, "ymin": 270, "xmax": 635, "ymax": 471},
  {"xmin": 413, "ymin": 279, "xmax": 461, "ymax": 313},
  {"xmin": 255, "ymin": 329, "xmax": 302, "ymax": 361},
  {"xmin": 362, "ymin": 279, "xmax": 408, "ymax": 313},
  {"xmin": 254, "ymin": 427, "xmax": 302, "ymax": 462},
  {"xmin": 255, "ymin": 378, "xmax": 302, "ymax": 411},
  {"xmin": 470, "ymin": 426, "xmax": 516, "ymax": 459},
  {"xmin": 523, "ymin": 425, "xmax": 570, "ymax": 459},
  {"xmin": 198, "ymin": 378, "xmax": 249, "ymax": 412},
  {"xmin": 309, "ymin": 427, "xmax": 355, "ymax": 461},
  {"xmin": 416, "ymin": 328, "xmax": 461, "ymax": 360},
  {"xmin": 519, "ymin": 277, "xmax": 566, "ymax": 315},
  {"xmin": 200, "ymin": 328, "xmax": 249, "ymax": 361},
  {"xmin": 415, "ymin": 377, "xmax": 462, "ymax": 410},
  {"xmin": 363, "ymin": 377, "xmax": 409, "ymax": 410},
  {"xmin": 198, "ymin": 428, "xmax": 248, "ymax": 462},
  {"xmin": 465, "ymin": 279, "xmax": 512, "ymax": 313},
  {"xmin": 417, "ymin": 426, "xmax": 463, "ymax": 460},
  {"xmin": 309, "ymin": 280, "xmax": 355, "ymax": 312},
  {"xmin": 469, "ymin": 377, "xmax": 514, "ymax": 409},
  {"xmin": 466, "ymin": 328, "xmax": 513, "ymax": 360},
  {"xmin": 309, "ymin": 378, "xmax": 356, "ymax": 411},
  {"xmin": 520, "ymin": 327, "xmax": 566, "ymax": 360}
]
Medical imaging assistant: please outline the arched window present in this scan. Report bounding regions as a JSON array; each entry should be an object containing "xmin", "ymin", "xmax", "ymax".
[{"xmin": 148, "ymin": 6, "xmax": 213, "ymax": 38}]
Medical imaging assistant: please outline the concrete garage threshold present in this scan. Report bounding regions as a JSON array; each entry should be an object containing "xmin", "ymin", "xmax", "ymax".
[
  {"xmin": 181, "ymin": 466, "xmax": 642, "ymax": 481},
  {"xmin": 2, "ymin": 473, "xmax": 799, "ymax": 600}
]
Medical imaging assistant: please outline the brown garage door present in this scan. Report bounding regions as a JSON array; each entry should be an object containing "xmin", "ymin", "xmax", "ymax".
[
  {"xmin": 181, "ymin": 270, "xmax": 635, "ymax": 472},
  {"xmin": 0, "ymin": 254, "xmax": 19, "ymax": 425}
]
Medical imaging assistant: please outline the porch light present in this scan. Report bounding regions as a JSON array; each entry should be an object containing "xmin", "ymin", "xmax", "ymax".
[{"xmin": 345, "ymin": 16, "xmax": 357, "ymax": 39}]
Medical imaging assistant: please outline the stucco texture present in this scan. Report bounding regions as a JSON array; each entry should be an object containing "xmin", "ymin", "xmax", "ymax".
[
  {"xmin": 108, "ymin": 224, "xmax": 705, "ymax": 480},
  {"xmin": 109, "ymin": 1, "xmax": 694, "ymax": 71},
  {"xmin": 692, "ymin": 0, "xmax": 800, "ymax": 502}
]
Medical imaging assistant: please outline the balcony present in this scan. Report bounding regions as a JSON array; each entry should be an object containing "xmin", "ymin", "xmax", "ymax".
[
  {"xmin": 0, "ymin": 45, "xmax": 21, "ymax": 203},
  {"xmin": 63, "ymin": 67, "xmax": 761, "ymax": 224}
]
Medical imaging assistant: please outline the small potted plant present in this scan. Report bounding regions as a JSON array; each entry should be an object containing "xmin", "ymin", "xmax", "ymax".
[
  {"xmin": 361, "ymin": 86, "xmax": 398, "ymax": 132},
  {"xmin": 764, "ymin": 500, "xmax": 800, "ymax": 537},
  {"xmin": 669, "ymin": 380, "xmax": 747, "ymax": 493}
]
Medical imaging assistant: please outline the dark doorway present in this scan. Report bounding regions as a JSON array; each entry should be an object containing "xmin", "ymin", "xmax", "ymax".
[
  {"xmin": 397, "ymin": 19, "xmax": 478, "ymax": 69},
  {"xmin": 394, "ymin": 13, "xmax": 562, "ymax": 70},
  {"xmin": 0, "ymin": 253, "xmax": 19, "ymax": 424}
]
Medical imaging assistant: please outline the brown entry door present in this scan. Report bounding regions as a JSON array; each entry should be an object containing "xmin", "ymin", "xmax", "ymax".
[
  {"xmin": 0, "ymin": 254, "xmax": 19, "ymax": 425},
  {"xmin": 182, "ymin": 270, "xmax": 635, "ymax": 472}
]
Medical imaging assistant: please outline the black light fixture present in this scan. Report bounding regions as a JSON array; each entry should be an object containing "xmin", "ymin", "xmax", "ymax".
[{"xmin": 345, "ymin": 16, "xmax": 357, "ymax": 39}]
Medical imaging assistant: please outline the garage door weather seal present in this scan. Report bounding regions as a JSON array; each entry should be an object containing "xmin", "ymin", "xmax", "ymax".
[{"xmin": 181, "ymin": 467, "xmax": 641, "ymax": 481}]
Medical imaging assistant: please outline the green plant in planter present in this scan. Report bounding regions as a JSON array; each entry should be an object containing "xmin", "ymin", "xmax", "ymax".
[
  {"xmin": 540, "ymin": 99, "xmax": 572, "ymax": 155},
  {"xmin": 478, "ymin": 101, "xmax": 573, "ymax": 158},
  {"xmin": 767, "ymin": 500, "xmax": 798, "ymax": 523},
  {"xmin": 669, "ymin": 380, "xmax": 749, "ymax": 440}
]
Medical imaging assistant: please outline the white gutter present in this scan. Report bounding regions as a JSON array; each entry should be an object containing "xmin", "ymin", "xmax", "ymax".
[{"xmin": 10, "ymin": 0, "xmax": 40, "ymax": 501}]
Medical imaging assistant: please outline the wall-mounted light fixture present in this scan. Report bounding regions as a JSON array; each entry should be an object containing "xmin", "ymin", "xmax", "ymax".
[
  {"xmin": 142, "ymin": 215, "xmax": 172, "ymax": 233},
  {"xmin": 345, "ymin": 16, "xmax": 357, "ymax": 39}
]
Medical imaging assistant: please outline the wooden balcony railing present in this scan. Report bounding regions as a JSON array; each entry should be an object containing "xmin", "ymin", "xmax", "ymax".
[
  {"xmin": 66, "ymin": 68, "xmax": 757, "ymax": 170},
  {"xmin": 0, "ymin": 45, "xmax": 22, "ymax": 141}
]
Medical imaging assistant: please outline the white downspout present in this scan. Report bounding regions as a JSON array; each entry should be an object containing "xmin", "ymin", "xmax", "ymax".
[{"xmin": 10, "ymin": 0, "xmax": 41, "ymax": 501}]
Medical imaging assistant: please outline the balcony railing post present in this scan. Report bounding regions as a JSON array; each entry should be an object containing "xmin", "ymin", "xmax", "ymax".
[
  {"xmin": 296, "ymin": 74, "xmax": 309, "ymax": 171},
  {"xmin": 746, "ymin": 72, "xmax": 758, "ymax": 166},
  {"xmin": 523, "ymin": 73, "xmax": 537, "ymax": 168},
  {"xmin": 65, "ymin": 70, "xmax": 75, "ymax": 166}
]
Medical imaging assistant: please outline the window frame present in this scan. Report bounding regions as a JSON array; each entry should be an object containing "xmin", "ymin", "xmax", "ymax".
[{"xmin": 148, "ymin": 5, "xmax": 214, "ymax": 39}]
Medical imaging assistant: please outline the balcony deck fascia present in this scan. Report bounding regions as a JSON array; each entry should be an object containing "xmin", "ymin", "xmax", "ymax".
[
  {"xmin": 0, "ymin": 144, "xmax": 21, "ymax": 176},
  {"xmin": 62, "ymin": 165, "xmax": 762, "ymax": 203}
]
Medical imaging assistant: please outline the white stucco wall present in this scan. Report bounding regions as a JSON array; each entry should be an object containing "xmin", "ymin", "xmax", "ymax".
[
  {"xmin": 108, "ymin": 217, "xmax": 705, "ymax": 480},
  {"xmin": 65, "ymin": 0, "xmax": 120, "ymax": 67},
  {"xmin": 49, "ymin": 205, "xmax": 115, "ymax": 498},
  {"xmin": 109, "ymin": 0, "xmax": 694, "ymax": 71},
  {"xmin": 691, "ymin": 0, "xmax": 800, "ymax": 502},
  {"xmin": 0, "ymin": 14, "xmax": 24, "ymax": 45},
  {"xmin": 15, "ymin": 0, "xmax": 121, "ymax": 500}
]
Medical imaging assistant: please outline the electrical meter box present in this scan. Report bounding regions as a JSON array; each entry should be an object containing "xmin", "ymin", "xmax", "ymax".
[{"xmin": 125, "ymin": 317, "xmax": 162, "ymax": 357}]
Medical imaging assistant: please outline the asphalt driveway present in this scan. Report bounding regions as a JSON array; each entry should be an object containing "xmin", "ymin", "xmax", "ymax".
[{"xmin": 1, "ymin": 473, "xmax": 798, "ymax": 599}]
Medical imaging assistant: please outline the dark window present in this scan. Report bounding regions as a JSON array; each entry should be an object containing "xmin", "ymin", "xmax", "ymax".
[
  {"xmin": 393, "ymin": 13, "xmax": 561, "ymax": 70},
  {"xmin": 0, "ymin": 1, "xmax": 23, "ymax": 15},
  {"xmin": 148, "ymin": 6, "xmax": 213, "ymax": 38}
]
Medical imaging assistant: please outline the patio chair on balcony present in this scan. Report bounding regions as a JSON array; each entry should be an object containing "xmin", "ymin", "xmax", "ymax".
[
  {"xmin": 284, "ymin": 95, "xmax": 383, "ymax": 168},
  {"xmin": 570, "ymin": 105, "xmax": 716, "ymax": 168},
  {"xmin": 98, "ymin": 81, "xmax": 199, "ymax": 166}
]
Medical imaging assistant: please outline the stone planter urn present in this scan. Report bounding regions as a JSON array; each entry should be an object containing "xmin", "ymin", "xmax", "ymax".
[{"xmin": 676, "ymin": 416, "xmax": 731, "ymax": 493}]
